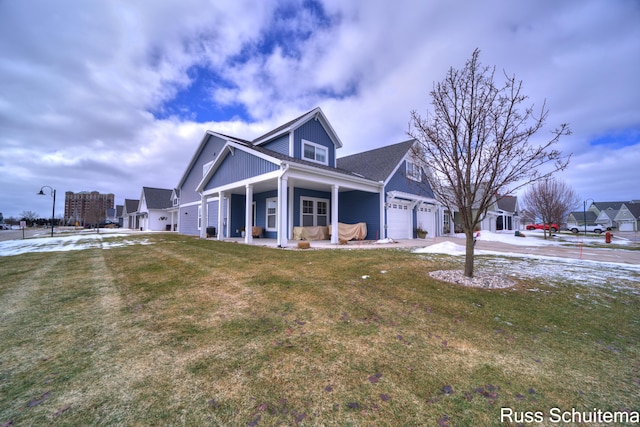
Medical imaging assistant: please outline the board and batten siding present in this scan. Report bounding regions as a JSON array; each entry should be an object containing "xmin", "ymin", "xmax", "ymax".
[
  {"xmin": 204, "ymin": 149, "xmax": 279, "ymax": 191},
  {"xmin": 260, "ymin": 134, "xmax": 290, "ymax": 156},
  {"xmin": 338, "ymin": 191, "xmax": 380, "ymax": 240},
  {"xmin": 179, "ymin": 204, "xmax": 200, "ymax": 236},
  {"xmin": 385, "ymin": 161, "xmax": 435, "ymax": 198},
  {"xmin": 180, "ymin": 135, "xmax": 227, "ymax": 204},
  {"xmin": 293, "ymin": 119, "xmax": 336, "ymax": 166}
]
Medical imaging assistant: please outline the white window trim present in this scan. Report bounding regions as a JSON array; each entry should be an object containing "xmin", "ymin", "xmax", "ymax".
[
  {"xmin": 300, "ymin": 196, "xmax": 330, "ymax": 227},
  {"xmin": 266, "ymin": 197, "xmax": 277, "ymax": 232},
  {"xmin": 197, "ymin": 205, "xmax": 202, "ymax": 230},
  {"xmin": 406, "ymin": 160, "xmax": 421, "ymax": 181},
  {"xmin": 302, "ymin": 139, "xmax": 328, "ymax": 166}
]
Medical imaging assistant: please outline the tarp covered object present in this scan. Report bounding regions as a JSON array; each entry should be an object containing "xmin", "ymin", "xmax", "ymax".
[
  {"xmin": 329, "ymin": 222, "xmax": 367, "ymax": 241},
  {"xmin": 293, "ymin": 226, "xmax": 329, "ymax": 241}
]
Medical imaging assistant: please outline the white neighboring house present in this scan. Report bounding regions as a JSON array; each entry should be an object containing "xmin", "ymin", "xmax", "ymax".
[
  {"xmin": 137, "ymin": 187, "xmax": 173, "ymax": 231},
  {"xmin": 478, "ymin": 194, "xmax": 520, "ymax": 232},
  {"xmin": 614, "ymin": 202, "xmax": 640, "ymax": 232},
  {"xmin": 122, "ymin": 198, "xmax": 140, "ymax": 230}
]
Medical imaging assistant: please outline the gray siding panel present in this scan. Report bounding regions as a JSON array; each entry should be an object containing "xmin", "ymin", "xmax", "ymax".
[
  {"xmin": 179, "ymin": 205, "xmax": 200, "ymax": 236},
  {"xmin": 204, "ymin": 149, "xmax": 279, "ymax": 190},
  {"xmin": 180, "ymin": 135, "xmax": 227, "ymax": 204},
  {"xmin": 261, "ymin": 134, "xmax": 289, "ymax": 156},
  {"xmin": 385, "ymin": 161, "xmax": 435, "ymax": 198}
]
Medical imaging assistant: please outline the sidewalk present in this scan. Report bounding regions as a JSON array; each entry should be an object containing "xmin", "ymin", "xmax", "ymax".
[{"xmin": 229, "ymin": 235, "xmax": 640, "ymax": 265}]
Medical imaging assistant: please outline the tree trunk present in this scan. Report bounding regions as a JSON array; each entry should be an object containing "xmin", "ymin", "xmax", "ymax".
[{"xmin": 464, "ymin": 230, "xmax": 475, "ymax": 277}]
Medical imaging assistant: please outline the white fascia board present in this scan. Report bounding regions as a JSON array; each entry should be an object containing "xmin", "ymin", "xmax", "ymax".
[
  {"xmin": 195, "ymin": 141, "xmax": 281, "ymax": 193},
  {"xmin": 179, "ymin": 200, "xmax": 201, "ymax": 208},
  {"xmin": 201, "ymin": 170, "xmax": 282, "ymax": 197},
  {"xmin": 382, "ymin": 143, "xmax": 416, "ymax": 187},
  {"xmin": 286, "ymin": 164, "xmax": 382, "ymax": 192},
  {"xmin": 386, "ymin": 190, "xmax": 438, "ymax": 205}
]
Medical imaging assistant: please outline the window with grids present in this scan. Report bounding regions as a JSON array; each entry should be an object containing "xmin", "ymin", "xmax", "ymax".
[
  {"xmin": 266, "ymin": 198, "xmax": 277, "ymax": 231},
  {"xmin": 301, "ymin": 197, "xmax": 329, "ymax": 227},
  {"xmin": 406, "ymin": 161, "xmax": 421, "ymax": 181}
]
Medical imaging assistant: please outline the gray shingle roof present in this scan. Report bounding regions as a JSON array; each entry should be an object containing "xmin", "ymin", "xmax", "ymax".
[
  {"xmin": 496, "ymin": 195, "xmax": 517, "ymax": 212},
  {"xmin": 142, "ymin": 187, "xmax": 173, "ymax": 209},
  {"xmin": 336, "ymin": 140, "xmax": 414, "ymax": 182},
  {"xmin": 124, "ymin": 199, "xmax": 139, "ymax": 214}
]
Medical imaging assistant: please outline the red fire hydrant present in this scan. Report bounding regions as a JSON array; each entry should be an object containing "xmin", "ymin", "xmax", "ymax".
[{"xmin": 605, "ymin": 230, "xmax": 612, "ymax": 244}]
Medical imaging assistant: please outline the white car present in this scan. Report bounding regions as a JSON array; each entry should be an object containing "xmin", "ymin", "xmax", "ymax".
[{"xmin": 568, "ymin": 224, "xmax": 607, "ymax": 234}]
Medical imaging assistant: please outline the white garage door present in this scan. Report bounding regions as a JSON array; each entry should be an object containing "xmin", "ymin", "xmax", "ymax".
[
  {"xmin": 416, "ymin": 205, "xmax": 435, "ymax": 237},
  {"xmin": 387, "ymin": 202, "xmax": 412, "ymax": 239},
  {"xmin": 619, "ymin": 222, "xmax": 635, "ymax": 232}
]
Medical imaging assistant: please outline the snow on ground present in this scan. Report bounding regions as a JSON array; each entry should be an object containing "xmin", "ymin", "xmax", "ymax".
[
  {"xmin": 0, "ymin": 230, "xmax": 152, "ymax": 257},
  {"xmin": 413, "ymin": 231, "xmax": 640, "ymax": 294}
]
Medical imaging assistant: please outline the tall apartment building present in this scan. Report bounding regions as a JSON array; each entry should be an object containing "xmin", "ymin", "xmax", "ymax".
[{"xmin": 64, "ymin": 191, "xmax": 115, "ymax": 225}]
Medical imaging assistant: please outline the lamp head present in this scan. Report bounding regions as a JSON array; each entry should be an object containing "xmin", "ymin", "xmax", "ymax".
[{"xmin": 37, "ymin": 190, "xmax": 45, "ymax": 195}]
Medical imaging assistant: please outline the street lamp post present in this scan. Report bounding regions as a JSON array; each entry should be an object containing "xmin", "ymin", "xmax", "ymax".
[{"xmin": 37, "ymin": 186, "xmax": 56, "ymax": 237}]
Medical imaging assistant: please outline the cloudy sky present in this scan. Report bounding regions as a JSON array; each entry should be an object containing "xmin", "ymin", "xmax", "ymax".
[{"xmin": 1, "ymin": 0, "xmax": 639, "ymax": 220}]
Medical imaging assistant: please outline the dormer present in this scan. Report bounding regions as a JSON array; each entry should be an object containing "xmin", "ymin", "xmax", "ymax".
[{"xmin": 252, "ymin": 107, "xmax": 342, "ymax": 167}]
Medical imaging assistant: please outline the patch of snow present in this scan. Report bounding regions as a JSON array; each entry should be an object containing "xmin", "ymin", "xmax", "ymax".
[
  {"xmin": 0, "ymin": 233, "xmax": 152, "ymax": 257},
  {"xmin": 375, "ymin": 238, "xmax": 396, "ymax": 244}
]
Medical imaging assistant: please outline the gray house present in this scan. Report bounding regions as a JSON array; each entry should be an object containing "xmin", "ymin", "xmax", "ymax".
[{"xmin": 173, "ymin": 107, "xmax": 440, "ymax": 243}]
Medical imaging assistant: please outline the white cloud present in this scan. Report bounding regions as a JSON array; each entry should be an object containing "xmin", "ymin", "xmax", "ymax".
[{"xmin": 0, "ymin": 0, "xmax": 638, "ymax": 219}]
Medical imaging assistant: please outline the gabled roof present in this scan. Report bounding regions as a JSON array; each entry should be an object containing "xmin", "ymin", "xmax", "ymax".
[
  {"xmin": 124, "ymin": 199, "xmax": 139, "ymax": 214},
  {"xmin": 622, "ymin": 202, "xmax": 640, "ymax": 218},
  {"xmin": 141, "ymin": 187, "xmax": 173, "ymax": 210},
  {"xmin": 569, "ymin": 211, "xmax": 597, "ymax": 222},
  {"xmin": 175, "ymin": 131, "xmax": 251, "ymax": 190},
  {"xmin": 336, "ymin": 140, "xmax": 415, "ymax": 182},
  {"xmin": 252, "ymin": 107, "xmax": 343, "ymax": 148},
  {"xmin": 592, "ymin": 201, "xmax": 625, "ymax": 213},
  {"xmin": 496, "ymin": 195, "xmax": 518, "ymax": 212}
]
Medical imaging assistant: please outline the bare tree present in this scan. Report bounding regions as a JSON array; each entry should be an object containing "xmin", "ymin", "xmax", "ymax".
[
  {"xmin": 408, "ymin": 49, "xmax": 571, "ymax": 277},
  {"xmin": 522, "ymin": 178, "xmax": 579, "ymax": 239}
]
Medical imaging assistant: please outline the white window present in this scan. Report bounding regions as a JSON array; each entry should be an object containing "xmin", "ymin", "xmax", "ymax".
[
  {"xmin": 406, "ymin": 161, "xmax": 421, "ymax": 181},
  {"xmin": 300, "ymin": 197, "xmax": 329, "ymax": 227},
  {"xmin": 266, "ymin": 198, "xmax": 277, "ymax": 231},
  {"xmin": 197, "ymin": 205, "xmax": 202, "ymax": 230},
  {"xmin": 302, "ymin": 139, "xmax": 328, "ymax": 165}
]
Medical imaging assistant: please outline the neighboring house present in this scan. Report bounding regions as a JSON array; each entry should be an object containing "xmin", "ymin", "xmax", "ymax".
[
  {"xmin": 174, "ymin": 107, "xmax": 438, "ymax": 244},
  {"xmin": 115, "ymin": 205, "xmax": 124, "ymax": 227},
  {"xmin": 137, "ymin": 187, "xmax": 174, "ymax": 231},
  {"xmin": 614, "ymin": 202, "xmax": 640, "ymax": 232},
  {"xmin": 489, "ymin": 195, "xmax": 520, "ymax": 232},
  {"xmin": 567, "ymin": 210, "xmax": 598, "ymax": 226},
  {"xmin": 122, "ymin": 199, "xmax": 140, "ymax": 230}
]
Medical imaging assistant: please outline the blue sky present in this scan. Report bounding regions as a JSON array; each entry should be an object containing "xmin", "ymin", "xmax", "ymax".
[{"xmin": 0, "ymin": 0, "xmax": 639, "ymax": 219}]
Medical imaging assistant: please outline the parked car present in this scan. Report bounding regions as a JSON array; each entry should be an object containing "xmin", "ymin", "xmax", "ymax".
[
  {"xmin": 568, "ymin": 224, "xmax": 607, "ymax": 234},
  {"xmin": 0, "ymin": 223, "xmax": 11, "ymax": 230},
  {"xmin": 99, "ymin": 220, "xmax": 120, "ymax": 228},
  {"xmin": 525, "ymin": 223, "xmax": 559, "ymax": 232}
]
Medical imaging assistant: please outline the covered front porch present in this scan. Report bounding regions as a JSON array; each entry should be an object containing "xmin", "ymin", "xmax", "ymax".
[{"xmin": 199, "ymin": 164, "xmax": 384, "ymax": 247}]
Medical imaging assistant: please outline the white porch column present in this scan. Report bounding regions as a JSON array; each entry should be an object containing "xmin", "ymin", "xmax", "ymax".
[
  {"xmin": 199, "ymin": 194, "xmax": 207, "ymax": 239},
  {"xmin": 380, "ymin": 190, "xmax": 385, "ymax": 241},
  {"xmin": 331, "ymin": 185, "xmax": 339, "ymax": 244},
  {"xmin": 217, "ymin": 192, "xmax": 225, "ymax": 240},
  {"xmin": 245, "ymin": 184, "xmax": 253, "ymax": 244},
  {"xmin": 277, "ymin": 176, "xmax": 288, "ymax": 247}
]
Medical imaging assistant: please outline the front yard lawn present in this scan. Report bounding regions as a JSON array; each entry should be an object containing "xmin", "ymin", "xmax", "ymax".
[{"xmin": 1, "ymin": 233, "xmax": 638, "ymax": 426}]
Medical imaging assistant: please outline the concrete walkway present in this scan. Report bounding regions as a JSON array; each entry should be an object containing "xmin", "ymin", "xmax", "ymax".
[{"xmin": 222, "ymin": 235, "xmax": 640, "ymax": 265}]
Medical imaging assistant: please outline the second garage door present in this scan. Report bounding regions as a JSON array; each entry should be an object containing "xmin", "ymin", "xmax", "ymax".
[{"xmin": 387, "ymin": 202, "xmax": 412, "ymax": 239}]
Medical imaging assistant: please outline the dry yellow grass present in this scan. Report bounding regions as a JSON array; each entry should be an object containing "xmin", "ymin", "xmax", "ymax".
[{"xmin": 0, "ymin": 233, "xmax": 638, "ymax": 426}]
